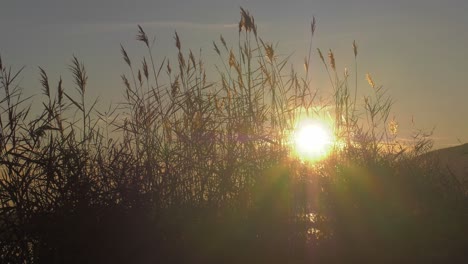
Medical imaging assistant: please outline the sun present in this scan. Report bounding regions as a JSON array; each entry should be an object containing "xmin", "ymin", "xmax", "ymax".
[{"xmin": 291, "ymin": 118, "xmax": 334, "ymax": 162}]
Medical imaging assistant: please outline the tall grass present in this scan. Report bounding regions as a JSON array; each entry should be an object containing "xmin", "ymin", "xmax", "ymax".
[{"xmin": 0, "ymin": 8, "xmax": 466, "ymax": 263}]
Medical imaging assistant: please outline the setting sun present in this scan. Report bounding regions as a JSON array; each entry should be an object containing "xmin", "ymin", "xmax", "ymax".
[{"xmin": 292, "ymin": 119, "xmax": 334, "ymax": 161}]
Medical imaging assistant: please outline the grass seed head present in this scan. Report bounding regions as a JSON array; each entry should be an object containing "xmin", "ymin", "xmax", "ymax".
[
  {"xmin": 189, "ymin": 50, "xmax": 196, "ymax": 68},
  {"xmin": 328, "ymin": 49, "xmax": 336, "ymax": 70},
  {"xmin": 142, "ymin": 58, "xmax": 149, "ymax": 79},
  {"xmin": 174, "ymin": 31, "xmax": 181, "ymax": 50},
  {"xmin": 311, "ymin": 16, "xmax": 316, "ymax": 36},
  {"xmin": 239, "ymin": 7, "xmax": 256, "ymax": 34},
  {"xmin": 70, "ymin": 56, "xmax": 87, "ymax": 94},
  {"xmin": 366, "ymin": 73, "xmax": 375, "ymax": 88},
  {"xmin": 57, "ymin": 77, "xmax": 63, "ymax": 104},
  {"xmin": 229, "ymin": 49, "xmax": 236, "ymax": 68},
  {"xmin": 137, "ymin": 25, "xmax": 149, "ymax": 47},
  {"xmin": 39, "ymin": 67, "xmax": 50, "ymax": 97},
  {"xmin": 166, "ymin": 59, "xmax": 172, "ymax": 75},
  {"xmin": 264, "ymin": 43, "xmax": 275, "ymax": 63},
  {"xmin": 120, "ymin": 45, "xmax": 131, "ymax": 67},
  {"xmin": 353, "ymin": 40, "xmax": 358, "ymax": 57},
  {"xmin": 137, "ymin": 70, "xmax": 142, "ymax": 86}
]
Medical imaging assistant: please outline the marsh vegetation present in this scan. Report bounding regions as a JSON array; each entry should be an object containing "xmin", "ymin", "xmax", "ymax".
[{"xmin": 0, "ymin": 8, "xmax": 467, "ymax": 263}]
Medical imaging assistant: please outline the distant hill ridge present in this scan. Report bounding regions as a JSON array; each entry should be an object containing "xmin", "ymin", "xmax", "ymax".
[{"xmin": 425, "ymin": 143, "xmax": 468, "ymax": 188}]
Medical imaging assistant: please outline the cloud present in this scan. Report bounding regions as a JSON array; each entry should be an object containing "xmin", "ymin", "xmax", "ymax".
[
  {"xmin": 139, "ymin": 21, "xmax": 238, "ymax": 30},
  {"xmin": 85, "ymin": 20, "xmax": 238, "ymax": 33}
]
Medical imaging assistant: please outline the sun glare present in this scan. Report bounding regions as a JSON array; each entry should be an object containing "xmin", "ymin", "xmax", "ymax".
[{"xmin": 292, "ymin": 118, "xmax": 334, "ymax": 162}]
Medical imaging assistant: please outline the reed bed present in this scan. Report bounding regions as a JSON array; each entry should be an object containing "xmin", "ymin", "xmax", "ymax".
[{"xmin": 0, "ymin": 8, "xmax": 466, "ymax": 263}]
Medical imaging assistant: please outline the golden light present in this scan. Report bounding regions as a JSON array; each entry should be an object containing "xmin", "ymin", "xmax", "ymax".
[{"xmin": 291, "ymin": 118, "xmax": 334, "ymax": 162}]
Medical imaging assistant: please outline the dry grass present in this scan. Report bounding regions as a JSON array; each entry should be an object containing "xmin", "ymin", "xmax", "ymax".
[{"xmin": 0, "ymin": 7, "xmax": 466, "ymax": 263}]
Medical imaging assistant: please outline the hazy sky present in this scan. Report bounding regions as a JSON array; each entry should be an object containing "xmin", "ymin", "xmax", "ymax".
[{"xmin": 1, "ymin": 0, "xmax": 467, "ymax": 148}]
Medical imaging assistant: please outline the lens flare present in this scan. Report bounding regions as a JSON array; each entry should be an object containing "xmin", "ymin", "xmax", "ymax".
[{"xmin": 292, "ymin": 118, "xmax": 334, "ymax": 162}]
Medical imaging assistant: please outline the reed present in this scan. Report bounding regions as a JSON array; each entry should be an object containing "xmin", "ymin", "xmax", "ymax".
[{"xmin": 0, "ymin": 8, "xmax": 466, "ymax": 263}]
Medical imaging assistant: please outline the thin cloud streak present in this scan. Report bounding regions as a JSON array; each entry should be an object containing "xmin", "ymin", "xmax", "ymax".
[
  {"xmin": 140, "ymin": 21, "xmax": 238, "ymax": 30},
  {"xmin": 84, "ymin": 21, "xmax": 238, "ymax": 33}
]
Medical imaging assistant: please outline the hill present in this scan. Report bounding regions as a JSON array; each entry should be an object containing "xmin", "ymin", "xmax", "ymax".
[{"xmin": 425, "ymin": 143, "xmax": 468, "ymax": 191}]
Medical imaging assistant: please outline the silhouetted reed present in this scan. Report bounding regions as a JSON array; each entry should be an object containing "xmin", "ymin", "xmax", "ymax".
[{"xmin": 0, "ymin": 8, "xmax": 466, "ymax": 263}]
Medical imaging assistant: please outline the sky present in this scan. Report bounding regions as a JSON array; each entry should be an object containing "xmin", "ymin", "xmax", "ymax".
[{"xmin": 1, "ymin": 0, "xmax": 467, "ymax": 149}]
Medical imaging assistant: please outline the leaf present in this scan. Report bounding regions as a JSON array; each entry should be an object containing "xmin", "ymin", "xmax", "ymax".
[{"xmin": 64, "ymin": 92, "xmax": 83, "ymax": 112}]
